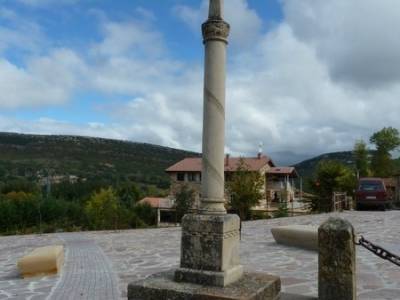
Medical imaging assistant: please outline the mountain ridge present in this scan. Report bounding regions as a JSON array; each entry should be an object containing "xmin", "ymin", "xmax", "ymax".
[
  {"xmin": 0, "ymin": 132, "xmax": 199, "ymax": 188},
  {"xmin": 0, "ymin": 132, "xmax": 369, "ymax": 186}
]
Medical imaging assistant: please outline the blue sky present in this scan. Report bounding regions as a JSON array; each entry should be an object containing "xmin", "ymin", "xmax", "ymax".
[
  {"xmin": 2, "ymin": 0, "xmax": 281, "ymax": 124},
  {"xmin": 1, "ymin": 0, "xmax": 400, "ymax": 165}
]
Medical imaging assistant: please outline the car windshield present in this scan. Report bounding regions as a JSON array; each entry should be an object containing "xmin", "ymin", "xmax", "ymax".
[{"xmin": 359, "ymin": 181, "xmax": 383, "ymax": 191}]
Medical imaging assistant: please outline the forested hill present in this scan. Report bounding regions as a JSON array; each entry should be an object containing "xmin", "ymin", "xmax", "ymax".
[
  {"xmin": 0, "ymin": 132, "xmax": 198, "ymax": 188},
  {"xmin": 295, "ymin": 150, "xmax": 400, "ymax": 179},
  {"xmin": 294, "ymin": 151, "xmax": 355, "ymax": 178}
]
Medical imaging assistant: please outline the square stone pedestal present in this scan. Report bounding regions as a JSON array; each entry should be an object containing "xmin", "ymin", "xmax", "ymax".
[
  {"xmin": 175, "ymin": 214, "xmax": 243, "ymax": 287},
  {"xmin": 128, "ymin": 271, "xmax": 281, "ymax": 300}
]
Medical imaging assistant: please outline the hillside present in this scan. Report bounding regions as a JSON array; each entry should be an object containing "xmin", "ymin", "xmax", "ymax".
[
  {"xmin": 294, "ymin": 151, "xmax": 356, "ymax": 178},
  {"xmin": 0, "ymin": 132, "xmax": 198, "ymax": 188}
]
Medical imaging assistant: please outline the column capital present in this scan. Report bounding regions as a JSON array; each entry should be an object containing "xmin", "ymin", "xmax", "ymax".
[{"xmin": 202, "ymin": 19, "xmax": 230, "ymax": 44}]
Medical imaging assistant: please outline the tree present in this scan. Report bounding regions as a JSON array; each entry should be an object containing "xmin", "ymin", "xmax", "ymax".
[
  {"xmin": 227, "ymin": 158, "xmax": 264, "ymax": 220},
  {"xmin": 174, "ymin": 184, "xmax": 195, "ymax": 222},
  {"xmin": 1, "ymin": 179, "xmax": 39, "ymax": 195},
  {"xmin": 353, "ymin": 139, "xmax": 369, "ymax": 177},
  {"xmin": 116, "ymin": 181, "xmax": 141, "ymax": 209},
  {"xmin": 85, "ymin": 187, "xmax": 121, "ymax": 230},
  {"xmin": 370, "ymin": 127, "xmax": 400, "ymax": 177},
  {"xmin": 2, "ymin": 191, "xmax": 41, "ymax": 233},
  {"xmin": 0, "ymin": 165, "xmax": 6, "ymax": 179},
  {"xmin": 132, "ymin": 203, "xmax": 156, "ymax": 227},
  {"xmin": 310, "ymin": 160, "xmax": 356, "ymax": 212}
]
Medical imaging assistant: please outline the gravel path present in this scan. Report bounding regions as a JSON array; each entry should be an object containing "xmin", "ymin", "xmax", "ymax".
[{"xmin": 49, "ymin": 234, "xmax": 119, "ymax": 300}]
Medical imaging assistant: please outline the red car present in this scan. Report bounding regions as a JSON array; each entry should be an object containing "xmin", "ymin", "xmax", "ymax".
[{"xmin": 355, "ymin": 178, "xmax": 392, "ymax": 210}]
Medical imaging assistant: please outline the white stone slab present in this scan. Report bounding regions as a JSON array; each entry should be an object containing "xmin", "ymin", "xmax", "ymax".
[
  {"xmin": 271, "ymin": 225, "xmax": 318, "ymax": 251},
  {"xmin": 17, "ymin": 245, "xmax": 64, "ymax": 278}
]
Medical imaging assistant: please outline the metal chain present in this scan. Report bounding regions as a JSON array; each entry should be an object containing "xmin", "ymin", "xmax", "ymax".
[{"xmin": 355, "ymin": 236, "xmax": 400, "ymax": 267}]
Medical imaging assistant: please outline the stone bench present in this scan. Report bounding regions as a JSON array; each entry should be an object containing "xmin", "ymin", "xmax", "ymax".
[
  {"xmin": 17, "ymin": 245, "xmax": 64, "ymax": 278},
  {"xmin": 271, "ymin": 225, "xmax": 318, "ymax": 251}
]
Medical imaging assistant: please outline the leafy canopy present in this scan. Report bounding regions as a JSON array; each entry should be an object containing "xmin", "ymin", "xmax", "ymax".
[
  {"xmin": 353, "ymin": 139, "xmax": 369, "ymax": 177},
  {"xmin": 227, "ymin": 158, "xmax": 264, "ymax": 220},
  {"xmin": 310, "ymin": 160, "xmax": 356, "ymax": 212},
  {"xmin": 370, "ymin": 127, "xmax": 400, "ymax": 152},
  {"xmin": 370, "ymin": 127, "xmax": 400, "ymax": 177},
  {"xmin": 174, "ymin": 184, "xmax": 195, "ymax": 222},
  {"xmin": 85, "ymin": 187, "xmax": 120, "ymax": 230}
]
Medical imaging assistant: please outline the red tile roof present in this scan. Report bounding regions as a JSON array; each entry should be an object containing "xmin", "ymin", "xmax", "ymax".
[
  {"xmin": 166, "ymin": 155, "xmax": 275, "ymax": 172},
  {"xmin": 138, "ymin": 197, "xmax": 173, "ymax": 209},
  {"xmin": 267, "ymin": 167, "xmax": 298, "ymax": 177}
]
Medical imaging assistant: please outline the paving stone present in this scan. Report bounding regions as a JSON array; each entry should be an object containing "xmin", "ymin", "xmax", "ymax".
[
  {"xmin": 91, "ymin": 211, "xmax": 400, "ymax": 300},
  {"xmin": 0, "ymin": 211, "xmax": 400, "ymax": 299},
  {"xmin": 49, "ymin": 234, "xmax": 120, "ymax": 300}
]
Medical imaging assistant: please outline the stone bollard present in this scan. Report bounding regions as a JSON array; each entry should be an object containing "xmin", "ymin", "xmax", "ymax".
[{"xmin": 318, "ymin": 217, "xmax": 356, "ymax": 300}]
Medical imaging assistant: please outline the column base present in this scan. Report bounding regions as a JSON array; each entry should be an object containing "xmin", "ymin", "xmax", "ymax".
[
  {"xmin": 128, "ymin": 271, "xmax": 281, "ymax": 300},
  {"xmin": 178, "ymin": 214, "xmax": 242, "ymax": 287},
  {"xmin": 174, "ymin": 265, "xmax": 243, "ymax": 287}
]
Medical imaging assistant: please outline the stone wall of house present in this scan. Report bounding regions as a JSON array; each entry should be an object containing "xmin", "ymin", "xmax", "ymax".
[
  {"xmin": 167, "ymin": 162, "xmax": 298, "ymax": 210},
  {"xmin": 169, "ymin": 172, "xmax": 202, "ymax": 210},
  {"xmin": 168, "ymin": 167, "xmax": 272, "ymax": 210},
  {"xmin": 266, "ymin": 179, "xmax": 296, "ymax": 203}
]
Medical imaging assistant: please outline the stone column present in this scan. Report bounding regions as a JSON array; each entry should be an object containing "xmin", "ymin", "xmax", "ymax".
[
  {"xmin": 318, "ymin": 217, "xmax": 357, "ymax": 300},
  {"xmin": 200, "ymin": 0, "xmax": 230, "ymax": 215},
  {"xmin": 128, "ymin": 1, "xmax": 282, "ymax": 298},
  {"xmin": 174, "ymin": 0, "xmax": 244, "ymax": 287}
]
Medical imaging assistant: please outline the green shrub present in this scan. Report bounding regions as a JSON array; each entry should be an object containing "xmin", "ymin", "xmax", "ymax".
[
  {"xmin": 273, "ymin": 203, "xmax": 289, "ymax": 218},
  {"xmin": 85, "ymin": 187, "xmax": 121, "ymax": 230},
  {"xmin": 133, "ymin": 203, "xmax": 156, "ymax": 227}
]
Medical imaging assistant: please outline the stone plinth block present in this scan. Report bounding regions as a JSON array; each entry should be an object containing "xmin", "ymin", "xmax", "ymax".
[
  {"xmin": 18, "ymin": 245, "xmax": 64, "ymax": 278},
  {"xmin": 271, "ymin": 225, "xmax": 318, "ymax": 251},
  {"xmin": 318, "ymin": 217, "xmax": 356, "ymax": 300},
  {"xmin": 128, "ymin": 271, "xmax": 281, "ymax": 300},
  {"xmin": 175, "ymin": 214, "xmax": 243, "ymax": 287}
]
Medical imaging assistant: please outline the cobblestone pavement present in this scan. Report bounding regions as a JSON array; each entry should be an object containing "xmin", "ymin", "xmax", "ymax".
[
  {"xmin": 90, "ymin": 211, "xmax": 400, "ymax": 299},
  {"xmin": 49, "ymin": 234, "xmax": 119, "ymax": 300},
  {"xmin": 1, "ymin": 211, "xmax": 400, "ymax": 299}
]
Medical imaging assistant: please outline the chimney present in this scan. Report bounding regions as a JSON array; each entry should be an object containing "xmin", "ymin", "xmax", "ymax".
[
  {"xmin": 225, "ymin": 154, "xmax": 230, "ymax": 166},
  {"xmin": 258, "ymin": 142, "xmax": 263, "ymax": 159}
]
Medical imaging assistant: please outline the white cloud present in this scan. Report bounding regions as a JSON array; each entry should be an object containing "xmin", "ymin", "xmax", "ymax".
[
  {"xmin": 135, "ymin": 7, "xmax": 156, "ymax": 22},
  {"xmin": 0, "ymin": 49, "xmax": 86, "ymax": 109},
  {"xmin": 4, "ymin": 0, "xmax": 400, "ymax": 164},
  {"xmin": 224, "ymin": 22, "xmax": 400, "ymax": 157},
  {"xmin": 0, "ymin": 8, "xmax": 45, "ymax": 53},
  {"xmin": 283, "ymin": 0, "xmax": 400, "ymax": 88},
  {"xmin": 93, "ymin": 20, "xmax": 165, "ymax": 58}
]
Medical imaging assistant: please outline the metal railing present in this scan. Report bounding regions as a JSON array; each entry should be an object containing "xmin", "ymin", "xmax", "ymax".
[{"xmin": 332, "ymin": 192, "xmax": 351, "ymax": 211}]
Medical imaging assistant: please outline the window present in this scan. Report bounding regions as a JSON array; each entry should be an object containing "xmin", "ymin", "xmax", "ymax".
[
  {"xmin": 359, "ymin": 181, "xmax": 384, "ymax": 191},
  {"xmin": 188, "ymin": 172, "xmax": 196, "ymax": 182},
  {"xmin": 177, "ymin": 172, "xmax": 185, "ymax": 181},
  {"xmin": 225, "ymin": 172, "xmax": 232, "ymax": 182}
]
